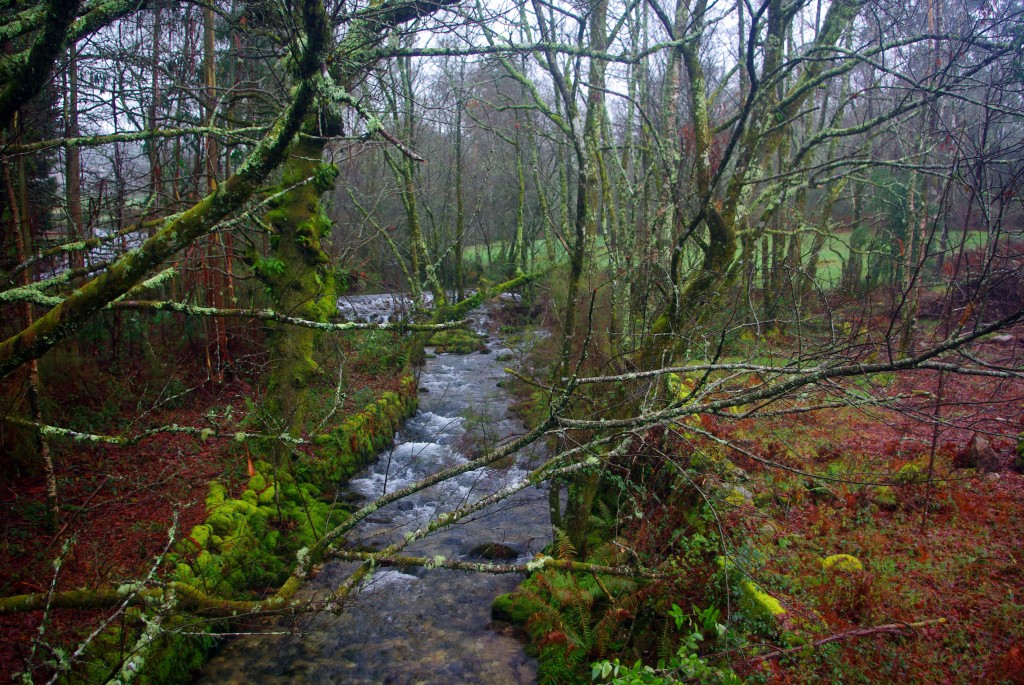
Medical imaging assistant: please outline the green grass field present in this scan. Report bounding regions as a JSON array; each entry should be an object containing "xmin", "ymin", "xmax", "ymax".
[{"xmin": 460, "ymin": 229, "xmax": 994, "ymax": 290}]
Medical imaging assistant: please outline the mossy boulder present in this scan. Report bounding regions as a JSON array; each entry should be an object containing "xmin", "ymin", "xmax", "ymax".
[
  {"xmin": 819, "ymin": 553, "xmax": 872, "ymax": 620},
  {"xmin": 185, "ymin": 524, "xmax": 213, "ymax": 550},
  {"xmin": 717, "ymin": 556, "xmax": 785, "ymax": 622},
  {"xmin": 248, "ymin": 473, "xmax": 268, "ymax": 492},
  {"xmin": 724, "ymin": 484, "xmax": 754, "ymax": 507},
  {"xmin": 205, "ymin": 482, "xmax": 227, "ymax": 508},
  {"xmin": 427, "ymin": 328, "xmax": 485, "ymax": 354},
  {"xmin": 257, "ymin": 485, "xmax": 277, "ymax": 505},
  {"xmin": 822, "ymin": 554, "xmax": 863, "ymax": 573}
]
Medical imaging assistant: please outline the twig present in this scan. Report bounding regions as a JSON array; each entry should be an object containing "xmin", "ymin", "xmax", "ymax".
[{"xmin": 746, "ymin": 618, "xmax": 948, "ymax": 663}]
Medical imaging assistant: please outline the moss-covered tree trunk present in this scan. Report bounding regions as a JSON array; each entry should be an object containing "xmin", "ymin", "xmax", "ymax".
[{"xmin": 260, "ymin": 132, "xmax": 338, "ymax": 455}]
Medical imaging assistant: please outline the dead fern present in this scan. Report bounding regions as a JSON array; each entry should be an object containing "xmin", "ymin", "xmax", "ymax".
[{"xmin": 552, "ymin": 526, "xmax": 578, "ymax": 561}]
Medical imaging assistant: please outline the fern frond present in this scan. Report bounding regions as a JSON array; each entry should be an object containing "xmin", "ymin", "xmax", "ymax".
[
  {"xmin": 587, "ymin": 538, "xmax": 625, "ymax": 567},
  {"xmin": 552, "ymin": 526, "xmax": 578, "ymax": 561},
  {"xmin": 657, "ymin": 612, "xmax": 674, "ymax": 662}
]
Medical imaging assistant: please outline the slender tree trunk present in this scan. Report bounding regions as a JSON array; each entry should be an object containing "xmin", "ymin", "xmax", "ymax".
[
  {"xmin": 203, "ymin": 1, "xmax": 231, "ymax": 380},
  {"xmin": 454, "ymin": 86, "xmax": 465, "ymax": 300},
  {"xmin": 512, "ymin": 134, "xmax": 526, "ymax": 276},
  {"xmin": 64, "ymin": 44, "xmax": 83, "ymax": 263},
  {"xmin": 148, "ymin": 9, "xmax": 163, "ymax": 217},
  {"xmin": 5, "ymin": 142, "xmax": 58, "ymax": 533},
  {"xmin": 261, "ymin": 132, "xmax": 336, "ymax": 460}
]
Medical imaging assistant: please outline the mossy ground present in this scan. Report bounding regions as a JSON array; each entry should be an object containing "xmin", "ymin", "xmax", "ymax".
[{"xmin": 703, "ymin": 370, "xmax": 1024, "ymax": 684}]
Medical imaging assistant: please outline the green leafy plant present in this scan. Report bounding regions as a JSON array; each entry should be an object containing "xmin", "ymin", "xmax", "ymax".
[{"xmin": 590, "ymin": 625, "xmax": 741, "ymax": 684}]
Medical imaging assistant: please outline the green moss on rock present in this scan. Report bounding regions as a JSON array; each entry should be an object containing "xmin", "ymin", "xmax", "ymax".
[
  {"xmin": 893, "ymin": 462, "xmax": 928, "ymax": 485},
  {"xmin": 313, "ymin": 375, "xmax": 418, "ymax": 481},
  {"xmin": 187, "ymin": 524, "xmax": 212, "ymax": 550},
  {"xmin": 248, "ymin": 473, "xmax": 267, "ymax": 492},
  {"xmin": 257, "ymin": 485, "xmax": 276, "ymax": 505},
  {"xmin": 717, "ymin": 556, "xmax": 786, "ymax": 622},
  {"xmin": 426, "ymin": 329, "xmax": 485, "ymax": 354},
  {"xmin": 822, "ymin": 554, "xmax": 863, "ymax": 573},
  {"xmin": 492, "ymin": 591, "xmax": 545, "ymax": 624}
]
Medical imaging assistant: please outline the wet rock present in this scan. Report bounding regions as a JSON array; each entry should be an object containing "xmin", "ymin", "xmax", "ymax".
[
  {"xmin": 335, "ymin": 490, "xmax": 366, "ymax": 507},
  {"xmin": 955, "ymin": 434, "xmax": 1002, "ymax": 473},
  {"xmin": 479, "ymin": 347, "xmax": 491, "ymax": 354},
  {"xmin": 465, "ymin": 542, "xmax": 522, "ymax": 560},
  {"xmin": 419, "ymin": 386, "xmax": 430, "ymax": 393}
]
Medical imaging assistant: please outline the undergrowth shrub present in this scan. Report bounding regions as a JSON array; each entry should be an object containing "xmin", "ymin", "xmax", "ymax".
[
  {"xmin": 814, "ymin": 555, "xmax": 876, "ymax": 622},
  {"xmin": 350, "ymin": 330, "xmax": 408, "ymax": 373}
]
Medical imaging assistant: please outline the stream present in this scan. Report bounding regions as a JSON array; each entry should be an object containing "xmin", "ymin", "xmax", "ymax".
[{"xmin": 196, "ymin": 295, "xmax": 549, "ymax": 684}]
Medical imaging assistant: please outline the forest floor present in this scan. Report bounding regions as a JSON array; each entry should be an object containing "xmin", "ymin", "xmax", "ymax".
[
  {"xmin": 712, "ymin": 337, "xmax": 1024, "ymax": 683},
  {"xmin": 0, "ymin": 369, "xmax": 404, "ymax": 680}
]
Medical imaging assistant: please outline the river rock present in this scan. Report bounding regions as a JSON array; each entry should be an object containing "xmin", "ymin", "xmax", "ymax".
[{"xmin": 465, "ymin": 542, "xmax": 522, "ymax": 560}]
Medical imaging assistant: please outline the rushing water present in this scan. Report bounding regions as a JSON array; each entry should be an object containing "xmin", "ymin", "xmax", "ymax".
[{"xmin": 196, "ymin": 295, "xmax": 549, "ymax": 684}]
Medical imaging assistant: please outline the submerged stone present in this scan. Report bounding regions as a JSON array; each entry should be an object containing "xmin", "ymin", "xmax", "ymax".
[{"xmin": 466, "ymin": 542, "xmax": 522, "ymax": 560}]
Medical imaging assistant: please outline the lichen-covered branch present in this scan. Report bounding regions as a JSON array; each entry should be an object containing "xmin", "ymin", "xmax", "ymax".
[
  {"xmin": 110, "ymin": 299, "xmax": 470, "ymax": 333},
  {"xmin": 330, "ymin": 550, "xmax": 662, "ymax": 580}
]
